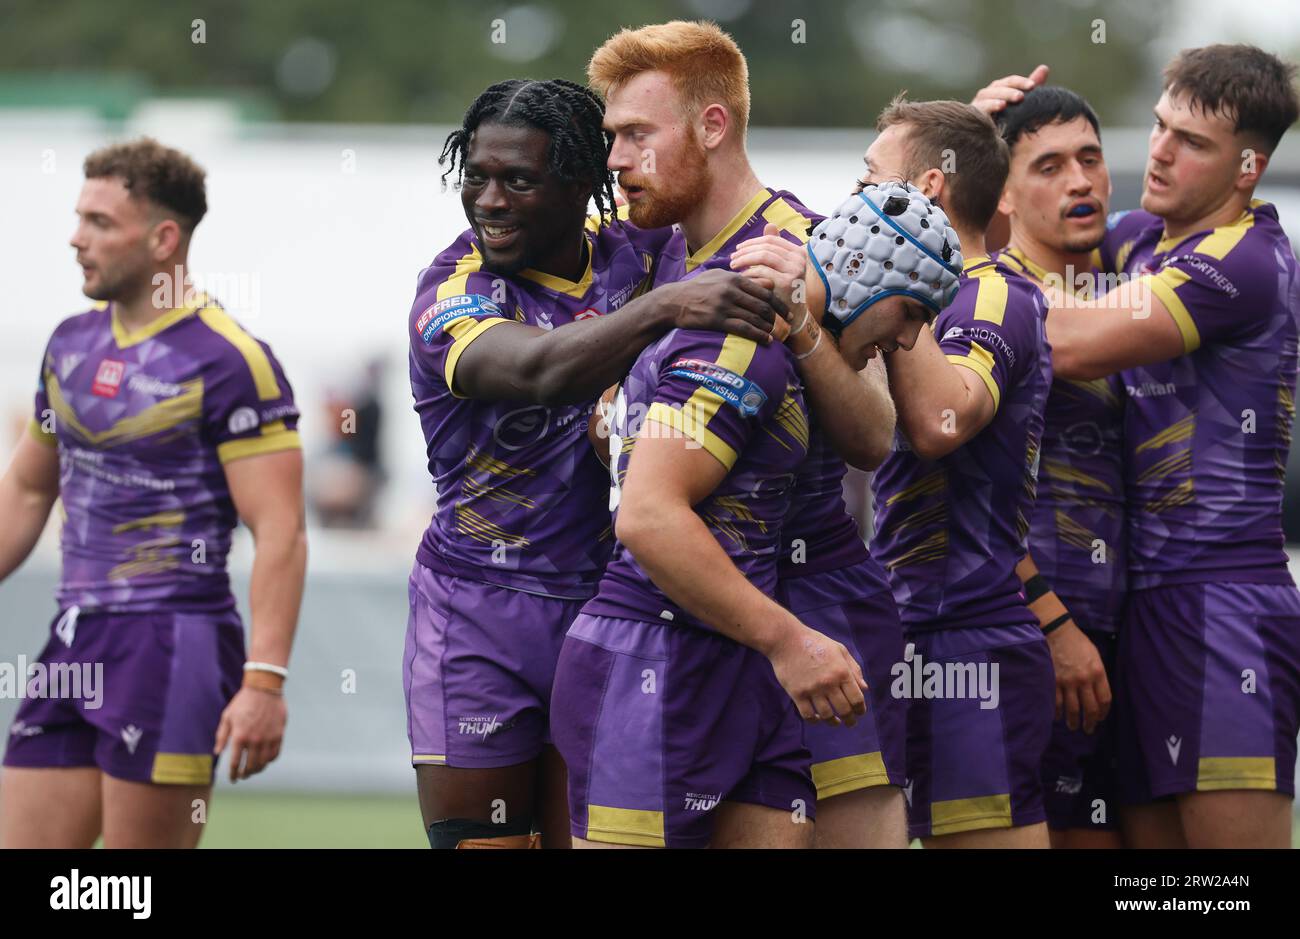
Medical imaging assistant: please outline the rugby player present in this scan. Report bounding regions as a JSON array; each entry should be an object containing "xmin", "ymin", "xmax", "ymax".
[
  {"xmin": 991, "ymin": 87, "xmax": 1126, "ymax": 848},
  {"xmin": 581, "ymin": 19, "xmax": 917, "ymax": 849},
  {"xmin": 977, "ymin": 46, "xmax": 1300, "ymax": 848},
  {"xmin": 406, "ymin": 78, "xmax": 790, "ymax": 849},
  {"xmin": 0, "ymin": 138, "xmax": 305, "ymax": 848},
  {"xmin": 864, "ymin": 98, "xmax": 1056, "ymax": 847}
]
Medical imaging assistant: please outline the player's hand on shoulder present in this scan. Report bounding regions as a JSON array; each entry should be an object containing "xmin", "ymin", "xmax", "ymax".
[
  {"xmin": 214, "ymin": 685, "xmax": 288, "ymax": 782},
  {"xmin": 970, "ymin": 64, "xmax": 1050, "ymax": 114},
  {"xmin": 664, "ymin": 267, "xmax": 791, "ymax": 344},
  {"xmin": 730, "ymin": 223, "xmax": 809, "ymax": 324},
  {"xmin": 1046, "ymin": 619, "xmax": 1111, "ymax": 734},
  {"xmin": 767, "ymin": 621, "xmax": 869, "ymax": 727}
]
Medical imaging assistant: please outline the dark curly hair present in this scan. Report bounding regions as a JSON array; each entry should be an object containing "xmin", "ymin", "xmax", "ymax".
[
  {"xmin": 440, "ymin": 78, "xmax": 618, "ymax": 227},
  {"xmin": 83, "ymin": 137, "xmax": 207, "ymax": 232}
]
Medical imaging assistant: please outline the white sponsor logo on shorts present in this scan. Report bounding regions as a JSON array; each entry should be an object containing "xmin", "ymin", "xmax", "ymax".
[
  {"xmin": 890, "ymin": 643, "xmax": 1000, "ymax": 710},
  {"xmin": 9, "ymin": 720, "xmax": 43, "ymax": 737},
  {"xmin": 49, "ymin": 868, "xmax": 151, "ymax": 919},
  {"xmin": 683, "ymin": 791, "xmax": 722, "ymax": 812},
  {"xmin": 1056, "ymin": 775, "xmax": 1083, "ymax": 795},
  {"xmin": 121, "ymin": 724, "xmax": 143, "ymax": 755},
  {"xmin": 457, "ymin": 715, "xmax": 504, "ymax": 738},
  {"xmin": 1165, "ymin": 734, "xmax": 1182, "ymax": 765}
]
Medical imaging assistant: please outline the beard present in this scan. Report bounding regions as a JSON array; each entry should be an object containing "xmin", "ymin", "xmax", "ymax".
[
  {"xmin": 625, "ymin": 138, "xmax": 711, "ymax": 230},
  {"xmin": 1060, "ymin": 227, "xmax": 1106, "ymax": 255}
]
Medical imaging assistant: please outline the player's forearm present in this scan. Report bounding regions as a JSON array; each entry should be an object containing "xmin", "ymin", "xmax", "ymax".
[
  {"xmin": 1045, "ymin": 303, "xmax": 1110, "ymax": 380},
  {"xmin": 245, "ymin": 512, "xmax": 307, "ymax": 668},
  {"xmin": 0, "ymin": 474, "xmax": 57, "ymax": 582},
  {"xmin": 1016, "ymin": 553, "xmax": 1071, "ymax": 630},
  {"xmin": 518, "ymin": 297, "xmax": 674, "ymax": 405},
  {"xmin": 617, "ymin": 500, "xmax": 798, "ymax": 655},
  {"xmin": 886, "ymin": 330, "xmax": 979, "ymax": 459},
  {"xmin": 792, "ymin": 326, "xmax": 896, "ymax": 470}
]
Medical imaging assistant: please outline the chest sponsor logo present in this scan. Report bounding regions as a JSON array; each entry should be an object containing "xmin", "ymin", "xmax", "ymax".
[
  {"xmin": 493, "ymin": 404, "xmax": 553, "ymax": 451},
  {"xmin": 1125, "ymin": 381, "xmax": 1177, "ymax": 398},
  {"xmin": 418, "ymin": 294, "xmax": 502, "ymax": 343},
  {"xmin": 665, "ymin": 357, "xmax": 767, "ymax": 417},
  {"xmin": 227, "ymin": 406, "xmax": 260, "ymax": 435},
  {"xmin": 92, "ymin": 359, "xmax": 126, "ymax": 398},
  {"xmin": 126, "ymin": 373, "xmax": 183, "ymax": 397}
]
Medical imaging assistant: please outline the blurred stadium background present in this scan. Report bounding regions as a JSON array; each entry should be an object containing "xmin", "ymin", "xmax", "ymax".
[{"xmin": 2, "ymin": 0, "xmax": 1299, "ymax": 846}]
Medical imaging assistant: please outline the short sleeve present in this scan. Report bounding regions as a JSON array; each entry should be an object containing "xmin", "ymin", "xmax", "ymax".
[
  {"xmin": 200, "ymin": 311, "xmax": 301, "ymax": 465},
  {"xmin": 28, "ymin": 336, "xmax": 57, "ymax": 447},
  {"xmin": 1098, "ymin": 209, "xmax": 1156, "ymax": 275},
  {"xmin": 408, "ymin": 269, "xmax": 513, "ymax": 398},
  {"xmin": 643, "ymin": 332, "xmax": 789, "ymax": 471},
  {"xmin": 937, "ymin": 274, "xmax": 1042, "ymax": 415},
  {"xmin": 1140, "ymin": 232, "xmax": 1274, "ymax": 353}
]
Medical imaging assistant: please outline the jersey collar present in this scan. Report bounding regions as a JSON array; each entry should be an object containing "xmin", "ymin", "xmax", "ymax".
[
  {"xmin": 685, "ymin": 188, "xmax": 772, "ymax": 272},
  {"xmin": 519, "ymin": 233, "xmax": 594, "ymax": 299},
  {"xmin": 111, "ymin": 292, "xmax": 213, "ymax": 349}
]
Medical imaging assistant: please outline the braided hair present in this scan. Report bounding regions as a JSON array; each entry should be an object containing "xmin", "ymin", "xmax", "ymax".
[{"xmin": 440, "ymin": 78, "xmax": 619, "ymax": 228}]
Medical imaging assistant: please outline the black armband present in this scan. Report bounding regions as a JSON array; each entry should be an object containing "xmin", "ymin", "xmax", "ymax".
[
  {"xmin": 1024, "ymin": 573, "xmax": 1051, "ymax": 604},
  {"xmin": 1041, "ymin": 613, "xmax": 1072, "ymax": 635}
]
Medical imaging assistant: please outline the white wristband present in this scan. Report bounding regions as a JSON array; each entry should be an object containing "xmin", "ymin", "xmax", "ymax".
[
  {"xmin": 244, "ymin": 661, "xmax": 289, "ymax": 679},
  {"xmin": 788, "ymin": 310, "xmax": 811, "ymax": 337},
  {"xmin": 795, "ymin": 328, "xmax": 823, "ymax": 361}
]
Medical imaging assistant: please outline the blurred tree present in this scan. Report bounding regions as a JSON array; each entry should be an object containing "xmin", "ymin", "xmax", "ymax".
[{"xmin": 0, "ymin": 0, "xmax": 1190, "ymax": 126}]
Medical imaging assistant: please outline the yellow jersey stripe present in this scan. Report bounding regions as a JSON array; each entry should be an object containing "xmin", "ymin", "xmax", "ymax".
[
  {"xmin": 645, "ymin": 402, "xmax": 738, "ymax": 471},
  {"xmin": 973, "ymin": 271, "xmax": 1009, "ymax": 325},
  {"xmin": 1193, "ymin": 212, "xmax": 1255, "ymax": 260},
  {"xmin": 686, "ymin": 189, "xmax": 771, "ymax": 271},
  {"xmin": 111, "ymin": 293, "xmax": 211, "ymax": 349},
  {"xmin": 217, "ymin": 428, "xmax": 301, "ymax": 464},
  {"xmin": 444, "ymin": 317, "xmax": 509, "ymax": 397},
  {"xmin": 199, "ymin": 307, "xmax": 282, "ymax": 400},
  {"xmin": 1144, "ymin": 269, "xmax": 1200, "ymax": 353},
  {"xmin": 947, "ymin": 344, "xmax": 1001, "ymax": 412},
  {"xmin": 761, "ymin": 198, "xmax": 812, "ymax": 244},
  {"xmin": 28, "ymin": 416, "xmax": 57, "ymax": 447},
  {"xmin": 520, "ymin": 235, "xmax": 594, "ymax": 298},
  {"xmin": 435, "ymin": 247, "xmax": 484, "ymax": 301}
]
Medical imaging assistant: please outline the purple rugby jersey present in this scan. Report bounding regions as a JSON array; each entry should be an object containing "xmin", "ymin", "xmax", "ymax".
[
  {"xmin": 649, "ymin": 186, "xmax": 869, "ymax": 577},
  {"xmin": 1000, "ymin": 246, "xmax": 1127, "ymax": 633},
  {"xmin": 871, "ymin": 255, "xmax": 1053, "ymax": 630},
  {"xmin": 582, "ymin": 329, "xmax": 809, "ymax": 630},
  {"xmin": 1100, "ymin": 202, "xmax": 1300, "ymax": 590},
  {"xmin": 28, "ymin": 294, "xmax": 300, "ymax": 613},
  {"xmin": 408, "ymin": 215, "xmax": 670, "ymax": 599}
]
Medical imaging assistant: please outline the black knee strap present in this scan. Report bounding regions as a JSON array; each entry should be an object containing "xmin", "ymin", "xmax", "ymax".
[{"xmin": 426, "ymin": 816, "xmax": 534, "ymax": 849}]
